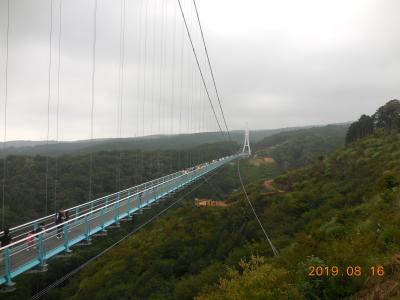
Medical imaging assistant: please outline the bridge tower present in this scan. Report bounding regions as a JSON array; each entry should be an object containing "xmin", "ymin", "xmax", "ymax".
[{"xmin": 242, "ymin": 127, "xmax": 251, "ymax": 155}]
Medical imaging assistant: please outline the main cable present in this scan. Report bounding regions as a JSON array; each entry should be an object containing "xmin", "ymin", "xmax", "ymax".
[
  {"xmin": 189, "ymin": 1, "xmax": 278, "ymax": 255},
  {"xmin": 176, "ymin": 0, "xmax": 224, "ymax": 136},
  {"xmin": 192, "ymin": 0, "xmax": 230, "ymax": 139}
]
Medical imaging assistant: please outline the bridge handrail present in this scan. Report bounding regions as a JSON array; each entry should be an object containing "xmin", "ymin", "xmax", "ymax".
[
  {"xmin": 1, "ymin": 168, "xmax": 186, "ymax": 238},
  {"xmin": 5, "ymin": 160, "xmax": 222, "ymax": 257},
  {"xmin": 0, "ymin": 155, "xmax": 235, "ymax": 252},
  {"xmin": 1, "ymin": 171, "xmax": 179, "ymax": 241}
]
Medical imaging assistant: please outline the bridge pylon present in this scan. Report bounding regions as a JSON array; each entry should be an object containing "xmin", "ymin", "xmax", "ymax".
[{"xmin": 242, "ymin": 127, "xmax": 251, "ymax": 155}]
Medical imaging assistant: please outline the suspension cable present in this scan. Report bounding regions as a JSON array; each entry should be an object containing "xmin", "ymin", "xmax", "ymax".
[
  {"xmin": 171, "ymin": 0, "xmax": 179, "ymax": 169},
  {"xmin": 89, "ymin": 0, "xmax": 98, "ymax": 201},
  {"xmin": 142, "ymin": 0, "xmax": 149, "ymax": 137},
  {"xmin": 116, "ymin": 0, "xmax": 126, "ymax": 192},
  {"xmin": 150, "ymin": 0, "xmax": 157, "ymax": 135},
  {"xmin": 156, "ymin": 0, "xmax": 163, "ymax": 175},
  {"xmin": 158, "ymin": 0, "xmax": 165, "ymax": 137},
  {"xmin": 177, "ymin": 18, "xmax": 184, "ymax": 169},
  {"xmin": 1, "ymin": 0, "xmax": 10, "ymax": 229},
  {"xmin": 54, "ymin": 0, "xmax": 63, "ymax": 214},
  {"xmin": 45, "ymin": 0, "xmax": 54, "ymax": 217},
  {"xmin": 161, "ymin": 0, "xmax": 167, "ymax": 135},
  {"xmin": 170, "ymin": 0, "xmax": 177, "ymax": 135},
  {"xmin": 138, "ymin": 0, "xmax": 149, "ymax": 184},
  {"xmin": 135, "ymin": 0, "xmax": 143, "ymax": 185}
]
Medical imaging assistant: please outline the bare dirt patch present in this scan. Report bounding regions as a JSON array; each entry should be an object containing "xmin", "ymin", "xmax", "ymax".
[
  {"xmin": 263, "ymin": 179, "xmax": 285, "ymax": 193},
  {"xmin": 263, "ymin": 157, "xmax": 276, "ymax": 163},
  {"xmin": 195, "ymin": 198, "xmax": 229, "ymax": 208},
  {"xmin": 249, "ymin": 157, "xmax": 276, "ymax": 166}
]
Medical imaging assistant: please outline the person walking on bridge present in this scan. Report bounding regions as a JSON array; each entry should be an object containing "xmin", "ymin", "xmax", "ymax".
[
  {"xmin": 55, "ymin": 209, "xmax": 66, "ymax": 239},
  {"xmin": 0, "ymin": 228, "xmax": 12, "ymax": 248}
]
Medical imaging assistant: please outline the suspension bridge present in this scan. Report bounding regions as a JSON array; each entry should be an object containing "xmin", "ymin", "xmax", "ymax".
[
  {"xmin": 0, "ymin": 150, "xmax": 248, "ymax": 290},
  {"xmin": 0, "ymin": 0, "xmax": 261, "ymax": 293}
]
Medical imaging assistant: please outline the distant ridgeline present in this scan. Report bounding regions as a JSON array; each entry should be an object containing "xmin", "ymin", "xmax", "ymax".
[{"xmin": 346, "ymin": 99, "xmax": 400, "ymax": 144}]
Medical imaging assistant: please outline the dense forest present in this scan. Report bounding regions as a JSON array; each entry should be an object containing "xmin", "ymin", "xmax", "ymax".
[
  {"xmin": 51, "ymin": 128, "xmax": 400, "ymax": 299},
  {"xmin": 346, "ymin": 99, "xmax": 400, "ymax": 144}
]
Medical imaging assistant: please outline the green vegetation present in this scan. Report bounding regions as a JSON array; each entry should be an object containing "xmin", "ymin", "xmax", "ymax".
[
  {"xmin": 196, "ymin": 256, "xmax": 300, "ymax": 300},
  {"xmin": 54, "ymin": 129, "xmax": 400, "ymax": 299},
  {"xmin": 1, "ymin": 122, "xmax": 358, "ymax": 299},
  {"xmin": 346, "ymin": 99, "xmax": 400, "ymax": 144},
  {"xmin": 200, "ymin": 132, "xmax": 400, "ymax": 299}
]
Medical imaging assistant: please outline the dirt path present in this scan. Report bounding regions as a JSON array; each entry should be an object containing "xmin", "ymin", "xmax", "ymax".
[
  {"xmin": 249, "ymin": 156, "xmax": 276, "ymax": 166},
  {"xmin": 263, "ymin": 179, "xmax": 285, "ymax": 193}
]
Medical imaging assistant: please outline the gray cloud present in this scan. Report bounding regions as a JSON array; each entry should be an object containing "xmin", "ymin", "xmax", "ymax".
[{"xmin": 0, "ymin": 0, "xmax": 399, "ymax": 140}]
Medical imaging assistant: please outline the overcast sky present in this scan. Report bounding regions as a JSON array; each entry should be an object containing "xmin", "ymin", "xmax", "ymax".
[{"xmin": 0, "ymin": 0, "xmax": 399, "ymax": 141}]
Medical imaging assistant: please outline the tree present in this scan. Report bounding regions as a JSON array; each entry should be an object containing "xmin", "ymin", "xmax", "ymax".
[
  {"xmin": 345, "ymin": 99, "xmax": 400, "ymax": 145},
  {"xmin": 345, "ymin": 114, "xmax": 373, "ymax": 144},
  {"xmin": 373, "ymin": 99, "xmax": 400, "ymax": 131}
]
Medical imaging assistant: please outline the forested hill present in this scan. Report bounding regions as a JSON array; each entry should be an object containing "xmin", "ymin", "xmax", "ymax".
[
  {"xmin": 255, "ymin": 124, "xmax": 348, "ymax": 169},
  {"xmin": 0, "ymin": 130, "xmax": 273, "ymax": 157},
  {"xmin": 53, "ymin": 130, "xmax": 400, "ymax": 299},
  {"xmin": 0, "ymin": 125, "xmax": 340, "ymax": 157}
]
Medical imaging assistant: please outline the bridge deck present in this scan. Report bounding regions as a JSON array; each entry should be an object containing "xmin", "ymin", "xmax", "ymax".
[{"xmin": 0, "ymin": 153, "xmax": 243, "ymax": 286}]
